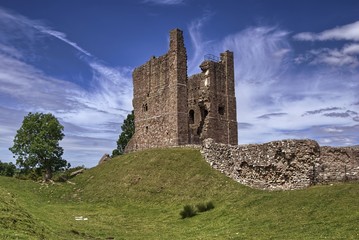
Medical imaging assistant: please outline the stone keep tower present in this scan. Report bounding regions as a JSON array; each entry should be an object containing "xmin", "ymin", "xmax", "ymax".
[
  {"xmin": 125, "ymin": 29, "xmax": 237, "ymax": 152},
  {"xmin": 187, "ymin": 51, "xmax": 238, "ymax": 145}
]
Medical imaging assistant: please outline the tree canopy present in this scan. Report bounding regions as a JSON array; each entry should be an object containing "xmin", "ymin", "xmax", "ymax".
[
  {"xmin": 112, "ymin": 111, "xmax": 135, "ymax": 157},
  {"xmin": 9, "ymin": 112, "xmax": 68, "ymax": 181},
  {"xmin": 0, "ymin": 161, "xmax": 16, "ymax": 177}
]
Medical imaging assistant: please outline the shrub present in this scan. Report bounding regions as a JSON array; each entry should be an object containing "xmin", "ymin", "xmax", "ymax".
[
  {"xmin": 206, "ymin": 201, "xmax": 215, "ymax": 211},
  {"xmin": 195, "ymin": 203, "xmax": 208, "ymax": 212},
  {"xmin": 196, "ymin": 201, "xmax": 215, "ymax": 212},
  {"xmin": 180, "ymin": 205, "xmax": 197, "ymax": 219},
  {"xmin": 180, "ymin": 201, "xmax": 215, "ymax": 219}
]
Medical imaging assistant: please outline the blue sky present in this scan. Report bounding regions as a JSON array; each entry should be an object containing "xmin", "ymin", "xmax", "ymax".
[{"xmin": 0, "ymin": 0, "xmax": 358, "ymax": 167}]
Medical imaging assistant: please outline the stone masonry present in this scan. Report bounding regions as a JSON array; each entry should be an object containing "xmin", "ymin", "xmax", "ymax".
[
  {"xmin": 201, "ymin": 138, "xmax": 359, "ymax": 190},
  {"xmin": 126, "ymin": 29, "xmax": 237, "ymax": 152},
  {"xmin": 318, "ymin": 146, "xmax": 359, "ymax": 183}
]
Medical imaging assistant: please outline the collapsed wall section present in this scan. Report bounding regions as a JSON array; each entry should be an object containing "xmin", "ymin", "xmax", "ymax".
[{"xmin": 201, "ymin": 138, "xmax": 359, "ymax": 190}]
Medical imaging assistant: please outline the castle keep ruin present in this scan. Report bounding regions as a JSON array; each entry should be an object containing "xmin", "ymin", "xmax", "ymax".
[
  {"xmin": 122, "ymin": 28, "xmax": 359, "ymax": 190},
  {"xmin": 126, "ymin": 29, "xmax": 237, "ymax": 152}
]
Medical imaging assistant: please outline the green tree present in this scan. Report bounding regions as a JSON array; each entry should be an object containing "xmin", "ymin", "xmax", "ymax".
[
  {"xmin": 112, "ymin": 111, "xmax": 135, "ymax": 157},
  {"xmin": 9, "ymin": 112, "xmax": 68, "ymax": 181},
  {"xmin": 0, "ymin": 161, "xmax": 16, "ymax": 177}
]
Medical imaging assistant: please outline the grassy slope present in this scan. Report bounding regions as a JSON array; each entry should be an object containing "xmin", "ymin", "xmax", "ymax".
[
  {"xmin": 0, "ymin": 187, "xmax": 46, "ymax": 239},
  {"xmin": 0, "ymin": 148, "xmax": 358, "ymax": 239}
]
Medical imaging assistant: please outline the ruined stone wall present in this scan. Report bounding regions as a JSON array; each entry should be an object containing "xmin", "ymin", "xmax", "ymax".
[
  {"xmin": 318, "ymin": 146, "xmax": 359, "ymax": 183},
  {"xmin": 201, "ymin": 138, "xmax": 359, "ymax": 190}
]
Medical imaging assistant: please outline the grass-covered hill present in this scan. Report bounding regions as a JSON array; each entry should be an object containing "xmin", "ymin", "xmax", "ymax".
[{"xmin": 0, "ymin": 148, "xmax": 358, "ymax": 239}]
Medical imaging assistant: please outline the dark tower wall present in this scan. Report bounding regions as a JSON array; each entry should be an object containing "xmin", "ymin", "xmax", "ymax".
[
  {"xmin": 221, "ymin": 51, "xmax": 238, "ymax": 145},
  {"xmin": 126, "ymin": 29, "xmax": 188, "ymax": 152},
  {"xmin": 169, "ymin": 29, "xmax": 189, "ymax": 145}
]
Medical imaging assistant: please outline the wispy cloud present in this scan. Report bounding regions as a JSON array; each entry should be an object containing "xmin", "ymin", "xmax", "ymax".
[
  {"xmin": 257, "ymin": 113, "xmax": 288, "ymax": 119},
  {"xmin": 293, "ymin": 20, "xmax": 359, "ymax": 41},
  {"xmin": 295, "ymin": 45, "xmax": 359, "ymax": 68},
  {"xmin": 34, "ymin": 27, "xmax": 92, "ymax": 57},
  {"xmin": 343, "ymin": 43, "xmax": 359, "ymax": 54},
  {"xmin": 142, "ymin": 0, "xmax": 185, "ymax": 5},
  {"xmin": 187, "ymin": 11, "xmax": 214, "ymax": 75},
  {"xmin": 321, "ymin": 110, "xmax": 358, "ymax": 120},
  {"xmin": 222, "ymin": 26, "xmax": 291, "ymax": 86},
  {"xmin": 0, "ymin": 7, "xmax": 133, "ymax": 167},
  {"xmin": 294, "ymin": 21, "xmax": 359, "ymax": 68},
  {"xmin": 238, "ymin": 122, "xmax": 254, "ymax": 129},
  {"xmin": 0, "ymin": 6, "xmax": 92, "ymax": 57},
  {"xmin": 303, "ymin": 107, "xmax": 343, "ymax": 116},
  {"xmin": 323, "ymin": 112, "xmax": 351, "ymax": 118},
  {"xmin": 0, "ymin": 43, "xmax": 23, "ymax": 59}
]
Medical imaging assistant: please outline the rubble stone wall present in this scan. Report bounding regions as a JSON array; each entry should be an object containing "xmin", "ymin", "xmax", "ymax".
[
  {"xmin": 201, "ymin": 138, "xmax": 359, "ymax": 190},
  {"xmin": 318, "ymin": 146, "xmax": 359, "ymax": 183}
]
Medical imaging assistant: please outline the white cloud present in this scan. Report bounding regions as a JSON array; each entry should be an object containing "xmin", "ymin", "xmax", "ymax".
[
  {"xmin": 343, "ymin": 43, "xmax": 359, "ymax": 55},
  {"xmin": 293, "ymin": 21, "xmax": 359, "ymax": 68},
  {"xmin": 142, "ymin": 0, "xmax": 185, "ymax": 5},
  {"xmin": 221, "ymin": 26, "xmax": 291, "ymax": 86},
  {"xmin": 0, "ymin": 43, "xmax": 23, "ymax": 59},
  {"xmin": 187, "ymin": 11, "xmax": 213, "ymax": 75},
  {"xmin": 35, "ymin": 27, "xmax": 92, "ymax": 57},
  {"xmin": 257, "ymin": 113, "xmax": 287, "ymax": 119},
  {"xmin": 323, "ymin": 127, "xmax": 344, "ymax": 133},
  {"xmin": 312, "ymin": 48, "xmax": 358, "ymax": 67},
  {"xmin": 294, "ymin": 20, "xmax": 359, "ymax": 41},
  {"xmin": 0, "ymin": 7, "xmax": 133, "ymax": 167},
  {"xmin": 0, "ymin": 7, "xmax": 91, "ymax": 57},
  {"xmin": 295, "ymin": 45, "xmax": 359, "ymax": 68}
]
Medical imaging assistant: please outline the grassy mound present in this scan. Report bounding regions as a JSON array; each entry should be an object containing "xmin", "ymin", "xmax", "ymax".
[
  {"xmin": 0, "ymin": 148, "xmax": 358, "ymax": 239},
  {"xmin": 71, "ymin": 148, "xmax": 247, "ymax": 204}
]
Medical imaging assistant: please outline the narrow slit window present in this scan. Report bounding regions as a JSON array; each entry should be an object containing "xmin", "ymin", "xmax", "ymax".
[
  {"xmin": 189, "ymin": 110, "xmax": 195, "ymax": 124},
  {"xmin": 218, "ymin": 106, "xmax": 225, "ymax": 115}
]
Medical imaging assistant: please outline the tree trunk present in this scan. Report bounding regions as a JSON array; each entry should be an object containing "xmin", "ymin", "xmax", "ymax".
[{"xmin": 44, "ymin": 167, "xmax": 52, "ymax": 182}]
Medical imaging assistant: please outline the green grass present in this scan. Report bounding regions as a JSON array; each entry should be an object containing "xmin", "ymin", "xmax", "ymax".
[
  {"xmin": 0, "ymin": 148, "xmax": 358, "ymax": 239},
  {"xmin": 0, "ymin": 186, "xmax": 48, "ymax": 239}
]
